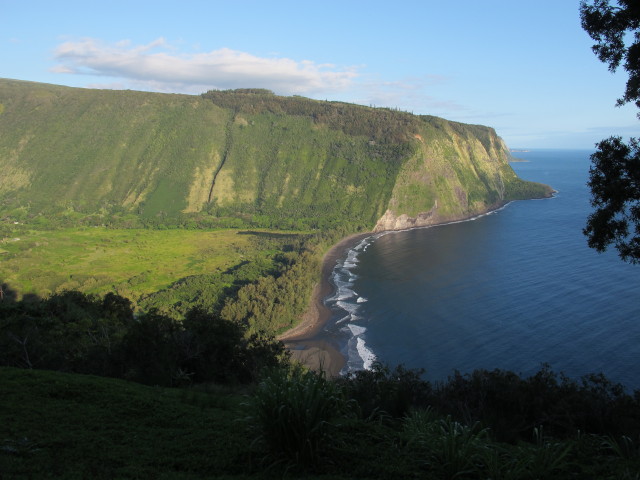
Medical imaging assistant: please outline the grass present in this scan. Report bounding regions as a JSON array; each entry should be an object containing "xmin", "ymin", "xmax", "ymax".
[
  {"xmin": 2, "ymin": 367, "xmax": 640, "ymax": 479},
  {"xmin": 0, "ymin": 227, "xmax": 297, "ymax": 300},
  {"xmin": 0, "ymin": 367, "xmax": 253, "ymax": 479}
]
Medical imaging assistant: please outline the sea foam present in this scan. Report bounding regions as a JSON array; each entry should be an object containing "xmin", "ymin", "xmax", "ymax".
[
  {"xmin": 341, "ymin": 323, "xmax": 377, "ymax": 371},
  {"xmin": 325, "ymin": 236, "xmax": 379, "ymax": 373}
]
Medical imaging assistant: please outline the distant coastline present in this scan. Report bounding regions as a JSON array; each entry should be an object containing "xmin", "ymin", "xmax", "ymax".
[
  {"xmin": 510, "ymin": 149, "xmax": 531, "ymax": 162},
  {"xmin": 320, "ymin": 150, "xmax": 640, "ymax": 389},
  {"xmin": 278, "ymin": 152, "xmax": 554, "ymax": 375}
]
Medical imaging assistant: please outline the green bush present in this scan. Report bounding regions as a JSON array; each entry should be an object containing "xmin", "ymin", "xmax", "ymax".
[
  {"xmin": 403, "ymin": 411, "xmax": 490, "ymax": 479},
  {"xmin": 246, "ymin": 365, "xmax": 352, "ymax": 467},
  {"xmin": 431, "ymin": 366, "xmax": 640, "ymax": 441},
  {"xmin": 337, "ymin": 362, "xmax": 432, "ymax": 419}
]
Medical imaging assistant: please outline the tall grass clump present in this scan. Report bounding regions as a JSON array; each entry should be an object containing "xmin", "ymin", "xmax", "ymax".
[
  {"xmin": 403, "ymin": 409, "xmax": 490, "ymax": 479},
  {"xmin": 247, "ymin": 365, "xmax": 351, "ymax": 467},
  {"xmin": 512, "ymin": 426, "xmax": 575, "ymax": 479}
]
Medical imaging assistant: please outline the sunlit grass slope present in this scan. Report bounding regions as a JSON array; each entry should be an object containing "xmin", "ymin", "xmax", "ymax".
[{"xmin": 0, "ymin": 227, "xmax": 290, "ymax": 300}]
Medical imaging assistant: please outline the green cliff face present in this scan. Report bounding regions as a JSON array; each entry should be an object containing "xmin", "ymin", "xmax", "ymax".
[
  {"xmin": 0, "ymin": 79, "xmax": 551, "ymax": 230},
  {"xmin": 373, "ymin": 116, "xmax": 551, "ymax": 231}
]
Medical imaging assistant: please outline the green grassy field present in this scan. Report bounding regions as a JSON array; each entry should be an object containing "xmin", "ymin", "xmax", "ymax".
[{"xmin": 0, "ymin": 227, "xmax": 297, "ymax": 301}]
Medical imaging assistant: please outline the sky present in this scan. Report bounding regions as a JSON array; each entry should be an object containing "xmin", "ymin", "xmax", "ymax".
[{"xmin": 2, "ymin": 0, "xmax": 638, "ymax": 149}]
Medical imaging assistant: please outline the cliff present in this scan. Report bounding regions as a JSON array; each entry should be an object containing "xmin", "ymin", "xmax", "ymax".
[
  {"xmin": 373, "ymin": 116, "xmax": 550, "ymax": 231},
  {"xmin": 0, "ymin": 79, "xmax": 551, "ymax": 230}
]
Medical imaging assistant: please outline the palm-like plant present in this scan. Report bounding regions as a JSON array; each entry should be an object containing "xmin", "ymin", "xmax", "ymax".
[{"xmin": 247, "ymin": 365, "xmax": 350, "ymax": 466}]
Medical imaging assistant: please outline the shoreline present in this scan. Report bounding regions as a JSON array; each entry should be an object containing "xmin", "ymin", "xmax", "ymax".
[
  {"xmin": 277, "ymin": 232, "xmax": 372, "ymax": 376},
  {"xmin": 278, "ymin": 195, "xmax": 555, "ymax": 376},
  {"xmin": 277, "ymin": 207, "xmax": 514, "ymax": 376}
]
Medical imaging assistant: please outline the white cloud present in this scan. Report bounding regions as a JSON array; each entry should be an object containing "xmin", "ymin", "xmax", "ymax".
[
  {"xmin": 51, "ymin": 38, "xmax": 358, "ymax": 95},
  {"xmin": 49, "ymin": 37, "xmax": 481, "ymax": 124}
]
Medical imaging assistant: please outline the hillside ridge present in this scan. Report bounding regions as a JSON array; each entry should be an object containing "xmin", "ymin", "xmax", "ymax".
[{"xmin": 0, "ymin": 78, "xmax": 552, "ymax": 231}]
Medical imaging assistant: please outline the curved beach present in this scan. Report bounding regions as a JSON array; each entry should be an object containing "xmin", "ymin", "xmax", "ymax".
[
  {"xmin": 278, "ymin": 232, "xmax": 372, "ymax": 376},
  {"xmin": 277, "ymin": 200, "xmax": 539, "ymax": 376}
]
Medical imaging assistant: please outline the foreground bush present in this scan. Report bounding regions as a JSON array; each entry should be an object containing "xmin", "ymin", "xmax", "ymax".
[
  {"xmin": 3, "ymin": 366, "xmax": 640, "ymax": 478},
  {"xmin": 431, "ymin": 365, "xmax": 640, "ymax": 441},
  {"xmin": 337, "ymin": 362, "xmax": 432, "ymax": 419},
  {"xmin": 246, "ymin": 365, "xmax": 352, "ymax": 467}
]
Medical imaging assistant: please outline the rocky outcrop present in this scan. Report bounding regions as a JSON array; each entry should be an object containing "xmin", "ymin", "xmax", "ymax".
[{"xmin": 373, "ymin": 208, "xmax": 438, "ymax": 232}]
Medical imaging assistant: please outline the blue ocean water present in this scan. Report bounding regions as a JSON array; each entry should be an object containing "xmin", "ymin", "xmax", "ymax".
[{"xmin": 322, "ymin": 149, "xmax": 640, "ymax": 390}]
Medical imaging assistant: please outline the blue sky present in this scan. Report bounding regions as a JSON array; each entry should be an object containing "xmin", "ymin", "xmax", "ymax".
[{"xmin": 2, "ymin": 0, "xmax": 637, "ymax": 148}]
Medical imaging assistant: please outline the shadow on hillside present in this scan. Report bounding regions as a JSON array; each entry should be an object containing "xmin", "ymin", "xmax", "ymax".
[{"xmin": 0, "ymin": 283, "xmax": 41, "ymax": 304}]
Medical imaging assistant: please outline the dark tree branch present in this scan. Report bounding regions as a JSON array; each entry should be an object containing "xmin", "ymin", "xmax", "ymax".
[{"xmin": 580, "ymin": 1, "xmax": 640, "ymax": 263}]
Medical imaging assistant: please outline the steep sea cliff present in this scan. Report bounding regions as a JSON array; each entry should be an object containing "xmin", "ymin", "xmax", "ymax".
[{"xmin": 0, "ymin": 80, "xmax": 550, "ymax": 229}]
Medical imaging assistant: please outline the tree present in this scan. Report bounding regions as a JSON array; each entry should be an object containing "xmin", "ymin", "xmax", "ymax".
[{"xmin": 580, "ymin": 0, "xmax": 640, "ymax": 263}]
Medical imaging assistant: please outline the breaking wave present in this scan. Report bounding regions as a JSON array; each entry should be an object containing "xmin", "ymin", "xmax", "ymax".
[{"xmin": 324, "ymin": 236, "xmax": 380, "ymax": 373}]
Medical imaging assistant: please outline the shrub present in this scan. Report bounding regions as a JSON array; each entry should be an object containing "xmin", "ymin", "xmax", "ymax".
[
  {"xmin": 431, "ymin": 365, "xmax": 640, "ymax": 441},
  {"xmin": 246, "ymin": 365, "xmax": 352, "ymax": 467},
  {"xmin": 403, "ymin": 410, "xmax": 490, "ymax": 479},
  {"xmin": 337, "ymin": 362, "xmax": 432, "ymax": 419}
]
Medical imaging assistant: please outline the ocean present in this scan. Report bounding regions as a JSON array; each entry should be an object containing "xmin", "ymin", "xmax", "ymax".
[{"xmin": 319, "ymin": 149, "xmax": 640, "ymax": 390}]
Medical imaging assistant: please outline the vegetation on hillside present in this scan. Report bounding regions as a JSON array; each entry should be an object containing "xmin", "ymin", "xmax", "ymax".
[
  {"xmin": 0, "ymin": 226, "xmax": 353, "ymax": 386},
  {"xmin": 0, "ymin": 230, "xmax": 341, "ymax": 387},
  {"xmin": 0, "ymin": 79, "xmax": 551, "ymax": 233},
  {"xmin": 0, "ymin": 289, "xmax": 287, "ymax": 386},
  {"xmin": 2, "ymin": 364, "xmax": 639, "ymax": 479},
  {"xmin": 0, "ymin": 223, "xmax": 350, "ymax": 338}
]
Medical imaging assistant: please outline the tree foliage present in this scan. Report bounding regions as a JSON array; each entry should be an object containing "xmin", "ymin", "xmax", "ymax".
[
  {"xmin": 580, "ymin": 0, "xmax": 640, "ymax": 111},
  {"xmin": 584, "ymin": 136, "xmax": 640, "ymax": 262},
  {"xmin": 580, "ymin": 0, "xmax": 640, "ymax": 263},
  {"xmin": 0, "ymin": 290, "xmax": 287, "ymax": 386}
]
